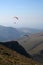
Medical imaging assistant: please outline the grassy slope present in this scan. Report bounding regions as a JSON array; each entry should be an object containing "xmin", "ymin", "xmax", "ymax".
[
  {"xmin": 0, "ymin": 44, "xmax": 42, "ymax": 65},
  {"xmin": 18, "ymin": 32, "xmax": 43, "ymax": 54}
]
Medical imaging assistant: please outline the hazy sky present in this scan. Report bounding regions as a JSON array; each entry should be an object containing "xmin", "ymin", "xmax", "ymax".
[{"xmin": 0, "ymin": 0, "xmax": 43, "ymax": 29}]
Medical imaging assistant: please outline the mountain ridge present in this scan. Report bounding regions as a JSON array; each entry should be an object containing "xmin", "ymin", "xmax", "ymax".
[
  {"xmin": 0, "ymin": 25, "xmax": 42, "ymax": 42},
  {"xmin": 0, "ymin": 41, "xmax": 32, "ymax": 58},
  {"xmin": 0, "ymin": 42, "xmax": 43, "ymax": 65}
]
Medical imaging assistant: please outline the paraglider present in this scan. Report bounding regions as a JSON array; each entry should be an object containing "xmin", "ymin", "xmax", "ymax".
[
  {"xmin": 13, "ymin": 16, "xmax": 19, "ymax": 20},
  {"xmin": 13, "ymin": 16, "xmax": 19, "ymax": 24}
]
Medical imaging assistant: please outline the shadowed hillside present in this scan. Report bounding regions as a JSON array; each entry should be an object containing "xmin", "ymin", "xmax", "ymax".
[
  {"xmin": 33, "ymin": 50, "xmax": 43, "ymax": 63},
  {"xmin": 0, "ymin": 41, "xmax": 32, "ymax": 58},
  {"xmin": 0, "ymin": 43, "xmax": 43, "ymax": 65}
]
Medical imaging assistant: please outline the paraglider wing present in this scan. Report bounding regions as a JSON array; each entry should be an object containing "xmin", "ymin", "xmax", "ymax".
[
  {"xmin": 13, "ymin": 16, "xmax": 19, "ymax": 20},
  {"xmin": 12, "ymin": 16, "xmax": 19, "ymax": 24}
]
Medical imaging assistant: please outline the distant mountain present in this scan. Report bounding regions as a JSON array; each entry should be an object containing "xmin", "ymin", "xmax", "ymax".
[
  {"xmin": 0, "ymin": 25, "xmax": 42, "ymax": 42},
  {"xmin": 0, "ymin": 25, "xmax": 21, "ymax": 41},
  {"xmin": 18, "ymin": 28, "xmax": 42, "ymax": 36}
]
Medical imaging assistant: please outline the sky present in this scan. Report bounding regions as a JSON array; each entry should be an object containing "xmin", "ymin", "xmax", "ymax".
[{"xmin": 0, "ymin": 0, "xmax": 43, "ymax": 29}]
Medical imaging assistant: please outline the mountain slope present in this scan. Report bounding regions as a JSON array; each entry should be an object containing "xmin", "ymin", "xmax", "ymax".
[
  {"xmin": 0, "ymin": 44, "xmax": 43, "ymax": 65},
  {"xmin": 18, "ymin": 32, "xmax": 43, "ymax": 63},
  {"xmin": 18, "ymin": 32, "xmax": 43, "ymax": 54},
  {"xmin": 0, "ymin": 41, "xmax": 32, "ymax": 58}
]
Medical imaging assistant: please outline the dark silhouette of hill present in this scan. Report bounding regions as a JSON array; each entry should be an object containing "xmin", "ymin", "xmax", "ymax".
[
  {"xmin": 33, "ymin": 50, "xmax": 43, "ymax": 63},
  {"xmin": 0, "ymin": 44, "xmax": 42, "ymax": 65},
  {"xmin": 40, "ymin": 50, "xmax": 43, "ymax": 55},
  {"xmin": 33, "ymin": 54, "xmax": 43, "ymax": 63},
  {"xmin": 0, "ymin": 41, "xmax": 32, "ymax": 58}
]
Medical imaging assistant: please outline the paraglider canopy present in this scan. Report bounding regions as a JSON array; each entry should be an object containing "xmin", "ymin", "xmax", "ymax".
[
  {"xmin": 13, "ymin": 16, "xmax": 19, "ymax": 24},
  {"xmin": 13, "ymin": 16, "xmax": 19, "ymax": 20}
]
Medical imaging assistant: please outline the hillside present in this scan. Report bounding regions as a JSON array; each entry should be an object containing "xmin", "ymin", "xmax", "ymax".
[
  {"xmin": 0, "ymin": 44, "xmax": 43, "ymax": 65},
  {"xmin": 0, "ymin": 41, "xmax": 32, "ymax": 58},
  {"xmin": 18, "ymin": 32, "xmax": 43, "ymax": 54},
  {"xmin": 18, "ymin": 32, "xmax": 43, "ymax": 63}
]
